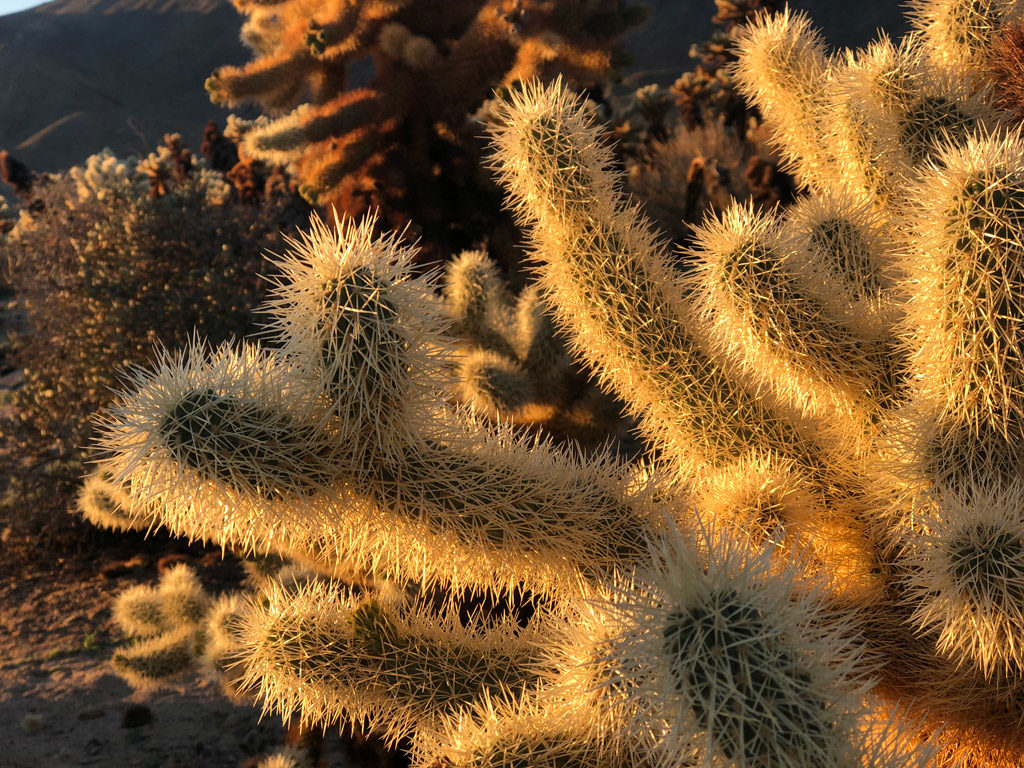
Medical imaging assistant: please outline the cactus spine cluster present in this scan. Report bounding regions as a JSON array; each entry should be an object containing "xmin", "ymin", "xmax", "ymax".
[{"xmin": 93, "ymin": 0, "xmax": 1024, "ymax": 765}]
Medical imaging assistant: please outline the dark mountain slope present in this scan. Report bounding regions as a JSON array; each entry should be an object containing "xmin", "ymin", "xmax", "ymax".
[{"xmin": 0, "ymin": 0, "xmax": 247, "ymax": 170}]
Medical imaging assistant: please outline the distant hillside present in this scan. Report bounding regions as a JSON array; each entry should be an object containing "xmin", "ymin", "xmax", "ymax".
[
  {"xmin": 0, "ymin": 0, "xmax": 910, "ymax": 173},
  {"xmin": 0, "ymin": 0, "xmax": 248, "ymax": 171}
]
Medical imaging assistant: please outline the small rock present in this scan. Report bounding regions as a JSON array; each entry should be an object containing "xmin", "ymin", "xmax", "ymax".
[
  {"xmin": 121, "ymin": 704, "xmax": 153, "ymax": 728},
  {"xmin": 20, "ymin": 713, "xmax": 43, "ymax": 734},
  {"xmin": 123, "ymin": 729, "xmax": 148, "ymax": 744},
  {"xmin": 78, "ymin": 707, "xmax": 104, "ymax": 721}
]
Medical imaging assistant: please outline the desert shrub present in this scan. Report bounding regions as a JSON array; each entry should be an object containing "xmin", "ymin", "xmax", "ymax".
[{"xmin": 0, "ymin": 137, "xmax": 308, "ymax": 546}]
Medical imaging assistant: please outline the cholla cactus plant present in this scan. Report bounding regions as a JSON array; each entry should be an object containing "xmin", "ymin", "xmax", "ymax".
[
  {"xmin": 110, "ymin": 564, "xmax": 213, "ymax": 689},
  {"xmin": 442, "ymin": 248, "xmax": 634, "ymax": 450},
  {"xmin": 91, "ymin": 0, "xmax": 1024, "ymax": 765},
  {"xmin": 69, "ymin": 150, "xmax": 148, "ymax": 204},
  {"xmin": 207, "ymin": 0, "xmax": 644, "ymax": 252}
]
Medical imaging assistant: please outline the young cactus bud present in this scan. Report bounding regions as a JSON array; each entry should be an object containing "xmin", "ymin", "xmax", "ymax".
[
  {"xmin": 112, "ymin": 583, "xmax": 167, "ymax": 638},
  {"xmin": 513, "ymin": 285, "xmax": 572, "ymax": 385},
  {"xmin": 264, "ymin": 211, "xmax": 448, "ymax": 450},
  {"xmin": 777, "ymin": 188, "xmax": 898, "ymax": 340},
  {"xmin": 158, "ymin": 564, "xmax": 210, "ymax": 629},
  {"xmin": 76, "ymin": 464, "xmax": 157, "ymax": 533},
  {"xmin": 686, "ymin": 202, "xmax": 880, "ymax": 452},
  {"xmin": 202, "ymin": 592, "xmax": 250, "ymax": 702},
  {"xmin": 456, "ymin": 349, "xmax": 541, "ymax": 419}
]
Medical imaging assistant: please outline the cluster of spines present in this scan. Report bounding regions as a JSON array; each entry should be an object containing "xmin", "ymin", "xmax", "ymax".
[
  {"xmin": 235, "ymin": 578, "xmax": 548, "ymax": 762},
  {"xmin": 602, "ymin": 527, "xmax": 936, "ymax": 768},
  {"xmin": 98, "ymin": 212, "xmax": 669, "ymax": 604},
  {"xmin": 891, "ymin": 129, "xmax": 1024, "ymax": 680}
]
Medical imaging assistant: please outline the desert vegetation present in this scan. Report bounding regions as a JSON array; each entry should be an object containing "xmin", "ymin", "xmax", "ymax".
[{"xmin": 11, "ymin": 0, "xmax": 1024, "ymax": 767}]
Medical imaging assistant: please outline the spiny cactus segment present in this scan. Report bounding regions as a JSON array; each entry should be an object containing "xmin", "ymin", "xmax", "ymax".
[{"xmin": 442, "ymin": 249, "xmax": 629, "ymax": 449}]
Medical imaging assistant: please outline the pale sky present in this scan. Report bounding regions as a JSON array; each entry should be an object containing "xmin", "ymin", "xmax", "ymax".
[{"xmin": 0, "ymin": 0, "xmax": 44, "ymax": 16}]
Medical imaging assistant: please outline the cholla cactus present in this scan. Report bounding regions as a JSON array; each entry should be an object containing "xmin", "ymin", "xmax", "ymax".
[
  {"xmin": 110, "ymin": 564, "xmax": 212, "ymax": 689},
  {"xmin": 206, "ymin": 0, "xmax": 644, "ymax": 252},
  {"xmin": 70, "ymin": 144, "xmax": 234, "ymax": 208},
  {"xmin": 91, "ymin": 0, "xmax": 1024, "ymax": 765},
  {"xmin": 442, "ymin": 249, "xmax": 631, "ymax": 450},
  {"xmin": 69, "ymin": 149, "xmax": 147, "ymax": 204}
]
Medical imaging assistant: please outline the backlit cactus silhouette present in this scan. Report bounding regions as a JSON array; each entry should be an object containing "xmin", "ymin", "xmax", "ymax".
[
  {"xmin": 207, "ymin": 0, "xmax": 643, "ymax": 250},
  {"xmin": 91, "ymin": 0, "xmax": 1024, "ymax": 765}
]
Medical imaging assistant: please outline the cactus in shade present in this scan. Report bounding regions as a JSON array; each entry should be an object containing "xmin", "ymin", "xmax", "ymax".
[
  {"xmin": 442, "ymin": 249, "xmax": 634, "ymax": 451},
  {"xmin": 88, "ymin": 0, "xmax": 1024, "ymax": 765},
  {"xmin": 205, "ymin": 0, "xmax": 644, "ymax": 253},
  {"xmin": 110, "ymin": 565, "xmax": 212, "ymax": 689}
]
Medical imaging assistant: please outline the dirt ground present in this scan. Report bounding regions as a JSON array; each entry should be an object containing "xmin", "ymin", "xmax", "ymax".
[
  {"xmin": 0, "ymin": 553, "xmax": 289, "ymax": 768},
  {"xmin": 0, "ymin": 544, "xmax": 388, "ymax": 768}
]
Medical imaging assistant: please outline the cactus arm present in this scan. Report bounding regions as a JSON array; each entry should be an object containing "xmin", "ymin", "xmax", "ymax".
[
  {"xmin": 242, "ymin": 91, "xmax": 381, "ymax": 167},
  {"xmin": 908, "ymin": 0, "xmax": 1024, "ymax": 78},
  {"xmin": 730, "ymin": 8, "xmax": 836, "ymax": 192},
  {"xmin": 237, "ymin": 580, "xmax": 546, "ymax": 753},
  {"xmin": 207, "ymin": 50, "xmax": 312, "ymax": 109},
  {"xmin": 490, "ymin": 79, "xmax": 821, "ymax": 483}
]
